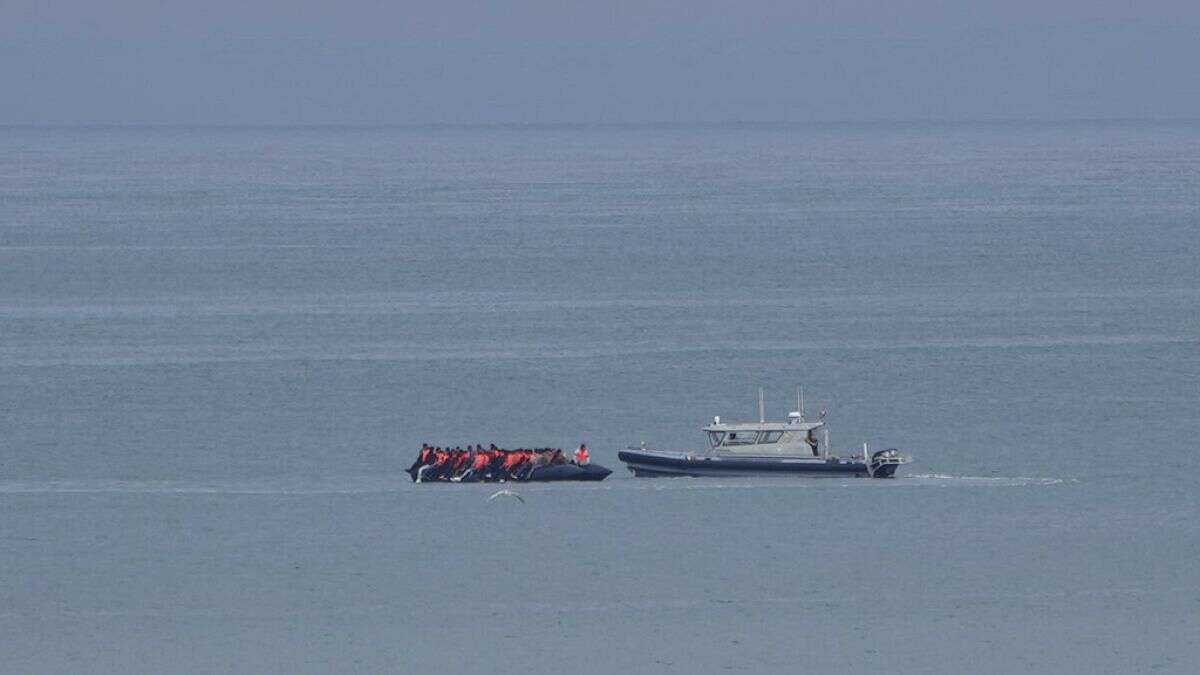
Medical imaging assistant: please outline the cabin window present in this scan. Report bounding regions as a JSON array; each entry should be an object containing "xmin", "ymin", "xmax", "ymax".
[
  {"xmin": 707, "ymin": 431, "xmax": 725, "ymax": 448},
  {"xmin": 758, "ymin": 431, "xmax": 784, "ymax": 444},
  {"xmin": 724, "ymin": 431, "xmax": 757, "ymax": 445}
]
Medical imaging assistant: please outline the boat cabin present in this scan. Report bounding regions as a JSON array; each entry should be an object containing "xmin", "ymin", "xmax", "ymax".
[{"xmin": 702, "ymin": 411, "xmax": 827, "ymax": 457}]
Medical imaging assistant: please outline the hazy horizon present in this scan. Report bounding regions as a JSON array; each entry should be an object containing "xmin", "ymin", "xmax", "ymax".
[
  {"xmin": 3, "ymin": 0, "xmax": 1199, "ymax": 126},
  {"xmin": 5, "ymin": 117, "xmax": 1200, "ymax": 130}
]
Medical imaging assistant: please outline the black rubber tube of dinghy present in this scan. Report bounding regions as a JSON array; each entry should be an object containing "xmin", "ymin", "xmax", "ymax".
[{"xmin": 408, "ymin": 463, "xmax": 612, "ymax": 483}]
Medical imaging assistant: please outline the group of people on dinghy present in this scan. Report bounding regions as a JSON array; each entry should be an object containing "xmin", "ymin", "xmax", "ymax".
[{"xmin": 408, "ymin": 444, "xmax": 593, "ymax": 483}]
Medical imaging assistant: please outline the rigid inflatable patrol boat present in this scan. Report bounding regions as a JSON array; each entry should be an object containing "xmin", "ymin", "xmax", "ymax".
[{"xmin": 618, "ymin": 391, "xmax": 909, "ymax": 479}]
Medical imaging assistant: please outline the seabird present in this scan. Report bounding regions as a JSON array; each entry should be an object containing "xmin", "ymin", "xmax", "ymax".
[{"xmin": 488, "ymin": 489, "xmax": 525, "ymax": 503}]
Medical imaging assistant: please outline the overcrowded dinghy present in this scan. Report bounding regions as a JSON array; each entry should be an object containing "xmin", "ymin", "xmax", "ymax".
[
  {"xmin": 618, "ymin": 390, "xmax": 910, "ymax": 478},
  {"xmin": 407, "ymin": 444, "xmax": 611, "ymax": 483}
]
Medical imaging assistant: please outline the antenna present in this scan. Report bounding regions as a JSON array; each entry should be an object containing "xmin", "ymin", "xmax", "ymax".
[
  {"xmin": 799, "ymin": 386, "xmax": 805, "ymax": 421},
  {"xmin": 758, "ymin": 388, "xmax": 765, "ymax": 423}
]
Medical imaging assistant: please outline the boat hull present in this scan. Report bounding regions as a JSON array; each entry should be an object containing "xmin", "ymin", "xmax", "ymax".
[
  {"xmin": 526, "ymin": 463, "xmax": 612, "ymax": 482},
  {"xmin": 618, "ymin": 449, "xmax": 899, "ymax": 478}
]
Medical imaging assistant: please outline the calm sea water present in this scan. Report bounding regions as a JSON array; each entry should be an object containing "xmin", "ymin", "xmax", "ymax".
[{"xmin": 2, "ymin": 123, "xmax": 1198, "ymax": 673}]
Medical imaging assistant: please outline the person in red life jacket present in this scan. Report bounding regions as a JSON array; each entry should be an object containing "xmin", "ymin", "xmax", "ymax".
[
  {"xmin": 502, "ymin": 449, "xmax": 524, "ymax": 479},
  {"xmin": 574, "ymin": 443, "xmax": 589, "ymax": 465},
  {"xmin": 417, "ymin": 446, "xmax": 449, "ymax": 482},
  {"xmin": 428, "ymin": 447, "xmax": 449, "ymax": 480},
  {"xmin": 464, "ymin": 450, "xmax": 490, "ymax": 481},
  {"xmin": 491, "ymin": 447, "xmax": 505, "ymax": 477},
  {"xmin": 407, "ymin": 444, "xmax": 431, "ymax": 476},
  {"xmin": 451, "ymin": 447, "xmax": 469, "ymax": 477},
  {"xmin": 507, "ymin": 449, "xmax": 529, "ymax": 480},
  {"xmin": 488, "ymin": 445, "xmax": 505, "ymax": 477}
]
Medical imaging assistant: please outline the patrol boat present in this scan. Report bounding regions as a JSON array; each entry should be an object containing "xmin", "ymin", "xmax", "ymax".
[{"xmin": 618, "ymin": 391, "xmax": 910, "ymax": 478}]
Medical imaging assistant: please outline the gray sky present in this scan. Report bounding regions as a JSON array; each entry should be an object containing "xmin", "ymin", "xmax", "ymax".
[{"xmin": 3, "ymin": 0, "xmax": 1198, "ymax": 125}]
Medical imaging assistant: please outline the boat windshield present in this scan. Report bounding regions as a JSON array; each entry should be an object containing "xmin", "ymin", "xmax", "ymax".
[
  {"xmin": 709, "ymin": 430, "xmax": 786, "ymax": 447},
  {"xmin": 724, "ymin": 431, "xmax": 757, "ymax": 445}
]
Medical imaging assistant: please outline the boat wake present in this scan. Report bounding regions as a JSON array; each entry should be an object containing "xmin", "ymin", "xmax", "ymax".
[
  {"xmin": 903, "ymin": 473, "xmax": 1075, "ymax": 487},
  {"xmin": 537, "ymin": 472, "xmax": 1075, "ymax": 491}
]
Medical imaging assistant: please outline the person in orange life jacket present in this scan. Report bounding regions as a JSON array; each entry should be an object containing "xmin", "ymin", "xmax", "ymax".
[
  {"xmin": 407, "ymin": 444, "xmax": 431, "ymax": 474},
  {"xmin": 455, "ymin": 448, "xmax": 489, "ymax": 482},
  {"xmin": 410, "ymin": 444, "xmax": 432, "ymax": 481},
  {"xmin": 502, "ymin": 449, "xmax": 524, "ymax": 478},
  {"xmin": 418, "ymin": 446, "xmax": 448, "ymax": 481},
  {"xmin": 468, "ymin": 449, "xmax": 490, "ymax": 479},
  {"xmin": 475, "ymin": 443, "xmax": 488, "ymax": 474},
  {"xmin": 487, "ymin": 445, "xmax": 506, "ymax": 476},
  {"xmin": 509, "ymin": 449, "xmax": 531, "ymax": 479},
  {"xmin": 436, "ymin": 447, "xmax": 457, "ymax": 480},
  {"xmin": 451, "ymin": 447, "xmax": 469, "ymax": 475},
  {"xmin": 574, "ymin": 444, "xmax": 589, "ymax": 465}
]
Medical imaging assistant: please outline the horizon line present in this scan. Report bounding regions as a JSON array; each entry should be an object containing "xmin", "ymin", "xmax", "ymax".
[{"xmin": 3, "ymin": 116, "xmax": 1200, "ymax": 131}]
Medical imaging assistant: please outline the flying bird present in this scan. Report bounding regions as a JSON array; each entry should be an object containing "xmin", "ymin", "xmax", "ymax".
[{"xmin": 488, "ymin": 489, "xmax": 525, "ymax": 503}]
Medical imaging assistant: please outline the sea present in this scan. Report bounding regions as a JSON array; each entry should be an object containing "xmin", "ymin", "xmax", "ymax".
[{"xmin": 1, "ymin": 123, "xmax": 1198, "ymax": 673}]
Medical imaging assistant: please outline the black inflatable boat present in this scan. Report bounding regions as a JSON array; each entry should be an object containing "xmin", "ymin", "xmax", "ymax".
[{"xmin": 407, "ymin": 462, "xmax": 610, "ymax": 483}]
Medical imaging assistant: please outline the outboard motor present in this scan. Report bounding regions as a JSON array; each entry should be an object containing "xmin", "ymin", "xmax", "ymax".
[
  {"xmin": 868, "ymin": 448, "xmax": 906, "ymax": 478},
  {"xmin": 872, "ymin": 448, "xmax": 901, "ymax": 462}
]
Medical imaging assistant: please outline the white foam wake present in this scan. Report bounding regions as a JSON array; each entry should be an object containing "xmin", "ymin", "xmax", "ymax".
[{"xmin": 903, "ymin": 473, "xmax": 1075, "ymax": 486}]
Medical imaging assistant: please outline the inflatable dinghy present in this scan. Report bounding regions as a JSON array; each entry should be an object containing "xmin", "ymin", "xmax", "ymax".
[{"xmin": 407, "ymin": 462, "xmax": 611, "ymax": 483}]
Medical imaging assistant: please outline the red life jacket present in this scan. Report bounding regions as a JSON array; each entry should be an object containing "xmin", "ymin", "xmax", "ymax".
[
  {"xmin": 472, "ymin": 453, "xmax": 490, "ymax": 470},
  {"xmin": 574, "ymin": 446, "xmax": 589, "ymax": 464},
  {"xmin": 433, "ymin": 450, "xmax": 449, "ymax": 465}
]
